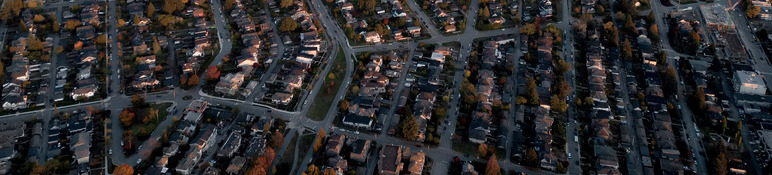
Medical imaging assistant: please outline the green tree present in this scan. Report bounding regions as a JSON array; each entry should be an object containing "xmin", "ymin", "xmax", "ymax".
[
  {"xmin": 279, "ymin": 17, "xmax": 298, "ymax": 32},
  {"xmin": 400, "ymin": 116, "xmax": 419, "ymax": 140}
]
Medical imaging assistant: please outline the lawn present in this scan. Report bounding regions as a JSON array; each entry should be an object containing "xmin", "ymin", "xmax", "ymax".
[
  {"xmin": 132, "ymin": 102, "xmax": 172, "ymax": 141},
  {"xmin": 307, "ymin": 48, "xmax": 347, "ymax": 121},
  {"xmin": 276, "ymin": 134, "xmax": 299, "ymax": 174},
  {"xmin": 452, "ymin": 138, "xmax": 478, "ymax": 156}
]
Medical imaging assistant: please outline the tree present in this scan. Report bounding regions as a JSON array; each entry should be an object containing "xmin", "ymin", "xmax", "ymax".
[
  {"xmin": 313, "ymin": 128, "xmax": 326, "ymax": 152},
  {"xmin": 52, "ymin": 14, "xmax": 60, "ymax": 32},
  {"xmin": 225, "ymin": 0, "xmax": 236, "ymax": 10},
  {"xmin": 260, "ymin": 147, "xmax": 276, "ymax": 170},
  {"xmin": 400, "ymin": 116, "xmax": 419, "ymax": 140},
  {"xmin": 114, "ymin": 164, "xmax": 134, "ymax": 175},
  {"xmin": 188, "ymin": 74, "xmax": 200, "ymax": 86},
  {"xmin": 0, "ymin": 62, "xmax": 4, "ymax": 80},
  {"xmin": 119, "ymin": 109, "xmax": 135, "ymax": 127},
  {"xmin": 162, "ymin": 0, "xmax": 185, "ymax": 14},
  {"xmin": 279, "ymin": 17, "xmax": 298, "ymax": 32},
  {"xmin": 339, "ymin": 99, "xmax": 349, "ymax": 112},
  {"xmin": 525, "ymin": 148, "xmax": 538, "ymax": 165},
  {"xmin": 479, "ymin": 6, "xmax": 490, "ymax": 19},
  {"xmin": 153, "ymin": 36, "xmax": 162, "ymax": 55},
  {"xmin": 131, "ymin": 95, "xmax": 146, "ymax": 107},
  {"xmin": 270, "ymin": 131, "xmax": 284, "ymax": 148},
  {"xmin": 520, "ymin": 23, "xmax": 537, "ymax": 35},
  {"xmin": 433, "ymin": 107, "xmax": 447, "ymax": 121},
  {"xmin": 711, "ymin": 148, "xmax": 728, "ymax": 175},
  {"xmin": 554, "ymin": 58, "xmax": 571, "ymax": 76},
  {"xmin": 65, "ymin": 19, "xmax": 80, "ymax": 31},
  {"xmin": 550, "ymin": 95, "xmax": 568, "ymax": 114},
  {"xmin": 280, "ymin": 0, "xmax": 293, "ymax": 8},
  {"xmin": 96, "ymin": 34, "xmax": 107, "ymax": 45},
  {"xmin": 622, "ymin": 38, "xmax": 633, "ymax": 58},
  {"xmin": 27, "ymin": 35, "xmax": 44, "ymax": 51},
  {"xmin": 0, "ymin": 0, "xmax": 22, "ymax": 21},
  {"xmin": 356, "ymin": 0, "xmax": 376, "ymax": 15},
  {"xmin": 746, "ymin": 3, "xmax": 760, "ymax": 18},
  {"xmin": 205, "ymin": 66, "xmax": 220, "ymax": 81},
  {"xmin": 147, "ymin": 3, "xmax": 156, "ymax": 17},
  {"xmin": 305, "ymin": 164, "xmax": 320, "ymax": 175},
  {"xmin": 515, "ymin": 96, "xmax": 527, "ymax": 104},
  {"xmin": 323, "ymin": 168, "xmax": 336, "ymax": 175},
  {"xmin": 525, "ymin": 77, "xmax": 539, "ymax": 105},
  {"xmin": 478, "ymin": 143, "xmax": 489, "ymax": 157},
  {"xmin": 485, "ymin": 155, "xmax": 501, "ymax": 175},
  {"xmin": 246, "ymin": 167, "xmax": 267, "ymax": 175},
  {"xmin": 649, "ymin": 24, "xmax": 660, "ymax": 40}
]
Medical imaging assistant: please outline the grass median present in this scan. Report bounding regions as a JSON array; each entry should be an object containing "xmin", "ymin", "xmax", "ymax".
[{"xmin": 307, "ymin": 48, "xmax": 347, "ymax": 121}]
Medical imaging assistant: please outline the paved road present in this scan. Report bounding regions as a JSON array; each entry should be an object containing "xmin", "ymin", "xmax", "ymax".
[{"xmin": 650, "ymin": 1, "xmax": 710, "ymax": 174}]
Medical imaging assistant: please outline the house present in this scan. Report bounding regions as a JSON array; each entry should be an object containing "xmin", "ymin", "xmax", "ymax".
[
  {"xmin": 76, "ymin": 26, "xmax": 96, "ymax": 41},
  {"xmin": 733, "ymin": 70, "xmax": 767, "ymax": 95},
  {"xmin": 468, "ymin": 112, "xmax": 491, "ymax": 144},
  {"xmin": 225, "ymin": 156, "xmax": 246, "ymax": 174},
  {"xmin": 216, "ymin": 133, "xmax": 242, "ymax": 158},
  {"xmin": 364, "ymin": 32, "xmax": 382, "ymax": 43},
  {"xmin": 407, "ymin": 151, "xmax": 425, "ymax": 175},
  {"xmin": 377, "ymin": 144, "xmax": 404, "ymax": 175},
  {"xmin": 349, "ymin": 139, "xmax": 370, "ymax": 162},
  {"xmin": 71, "ymin": 85, "xmax": 98, "ymax": 100},
  {"xmin": 70, "ymin": 132, "xmax": 90, "ymax": 164},
  {"xmin": 215, "ymin": 73, "xmax": 246, "ymax": 96},
  {"xmin": 407, "ymin": 26, "xmax": 421, "ymax": 36},
  {"xmin": 341, "ymin": 3, "xmax": 354, "ymax": 11},
  {"xmin": 328, "ymin": 156, "xmax": 348, "ymax": 172},
  {"xmin": 444, "ymin": 25, "xmax": 457, "ymax": 33},
  {"xmin": 326, "ymin": 134, "xmax": 345, "ymax": 156},
  {"xmin": 429, "ymin": 52, "xmax": 445, "ymax": 63},
  {"xmin": 191, "ymin": 125, "xmax": 217, "ymax": 151},
  {"xmin": 271, "ymin": 92, "xmax": 293, "ymax": 105},
  {"xmin": 342, "ymin": 115, "xmax": 373, "ymax": 128}
]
